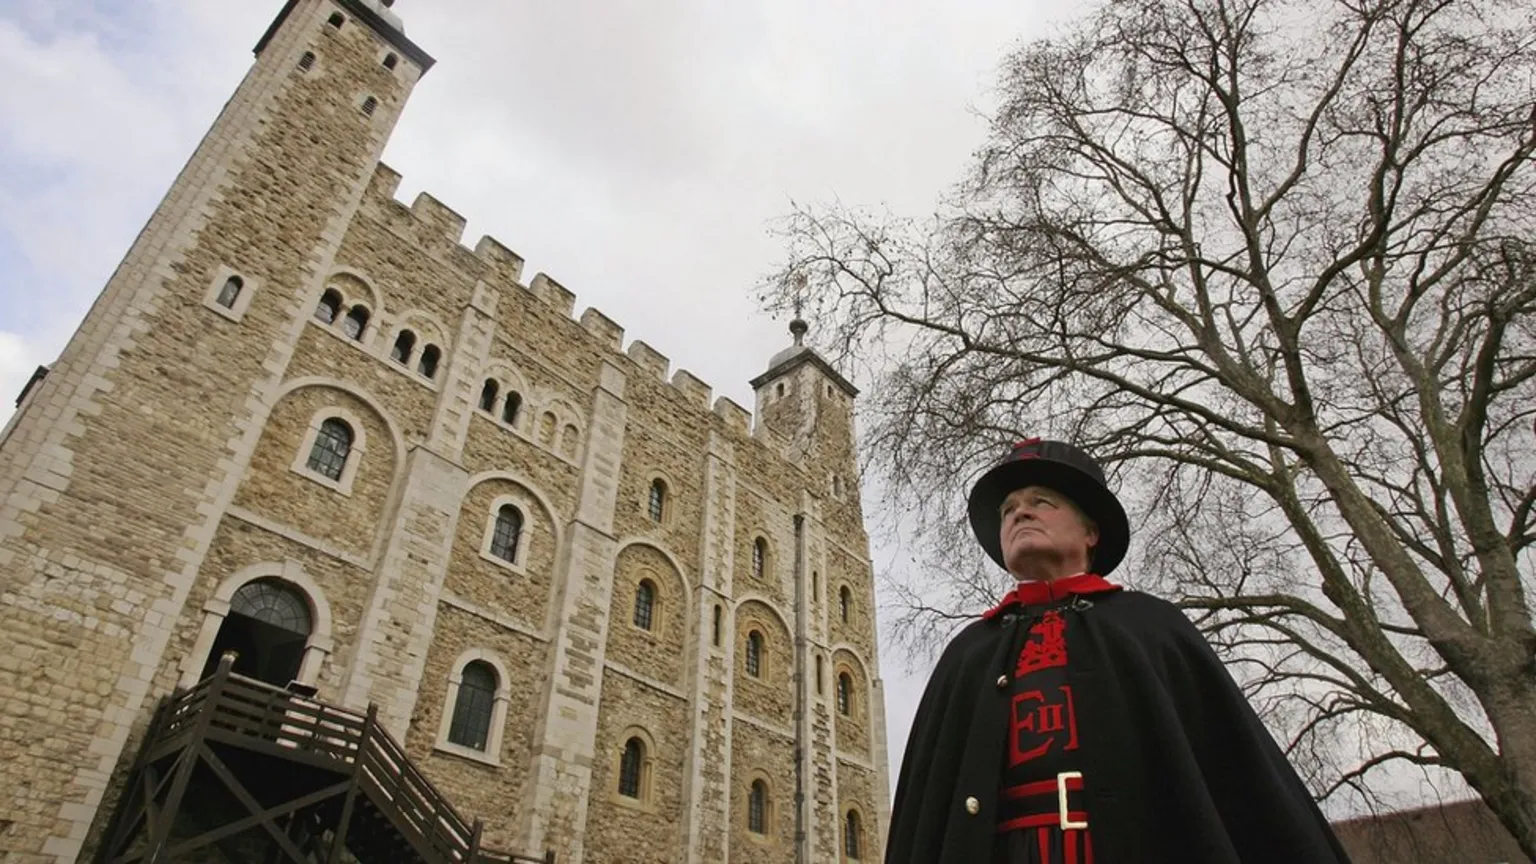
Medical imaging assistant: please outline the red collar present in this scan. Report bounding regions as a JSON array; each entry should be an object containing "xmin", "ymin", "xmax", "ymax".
[{"xmin": 982, "ymin": 573, "xmax": 1122, "ymax": 619}]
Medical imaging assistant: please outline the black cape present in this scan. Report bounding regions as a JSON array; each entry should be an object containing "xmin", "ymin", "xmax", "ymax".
[{"xmin": 886, "ymin": 589, "xmax": 1352, "ymax": 863}]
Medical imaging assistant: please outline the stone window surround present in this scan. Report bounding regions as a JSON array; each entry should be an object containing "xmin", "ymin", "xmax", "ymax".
[
  {"xmin": 842, "ymin": 804, "xmax": 867, "ymax": 862},
  {"xmin": 750, "ymin": 534, "xmax": 773, "ymax": 581},
  {"xmin": 202, "ymin": 265, "xmax": 259, "ymax": 322},
  {"xmin": 836, "ymin": 669, "xmax": 855, "ymax": 717},
  {"xmin": 290, "ymin": 406, "xmax": 368, "ymax": 496},
  {"xmin": 839, "ymin": 584, "xmax": 853, "ymax": 624},
  {"xmin": 310, "ymin": 270, "xmax": 384, "ymax": 348},
  {"xmin": 433, "ymin": 648, "xmax": 513, "ymax": 767},
  {"xmin": 178, "ymin": 560, "xmax": 335, "ymax": 689},
  {"xmin": 744, "ymin": 772, "xmax": 777, "ymax": 842},
  {"xmin": 833, "ymin": 656, "xmax": 867, "ymax": 722},
  {"xmin": 641, "ymin": 470, "xmax": 676, "ymax": 527},
  {"xmin": 628, "ymin": 571, "xmax": 663, "ymax": 636},
  {"xmin": 609, "ymin": 725, "xmax": 659, "ymax": 811},
  {"xmin": 743, "ymin": 627, "xmax": 766, "ymax": 679},
  {"xmin": 479, "ymin": 495, "xmax": 533, "ymax": 574}
]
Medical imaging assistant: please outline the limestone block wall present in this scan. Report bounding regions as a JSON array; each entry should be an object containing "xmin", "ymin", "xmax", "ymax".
[
  {"xmin": 0, "ymin": 1, "xmax": 421, "ymax": 859},
  {"xmin": 0, "ymin": 2, "xmax": 891, "ymax": 861}
]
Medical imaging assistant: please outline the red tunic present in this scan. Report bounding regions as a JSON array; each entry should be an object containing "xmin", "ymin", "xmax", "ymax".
[{"xmin": 983, "ymin": 574, "xmax": 1121, "ymax": 864}]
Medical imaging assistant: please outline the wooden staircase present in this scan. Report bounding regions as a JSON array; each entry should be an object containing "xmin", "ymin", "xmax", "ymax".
[{"xmin": 93, "ymin": 654, "xmax": 551, "ymax": 864}]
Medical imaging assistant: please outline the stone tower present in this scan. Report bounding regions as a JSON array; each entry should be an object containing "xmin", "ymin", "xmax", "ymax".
[{"xmin": 0, "ymin": 2, "xmax": 889, "ymax": 863}]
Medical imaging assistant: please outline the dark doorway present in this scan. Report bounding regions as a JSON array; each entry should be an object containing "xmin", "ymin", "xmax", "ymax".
[{"xmin": 201, "ymin": 579, "xmax": 312, "ymax": 687}]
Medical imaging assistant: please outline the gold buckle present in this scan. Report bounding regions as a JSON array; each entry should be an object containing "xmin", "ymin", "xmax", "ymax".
[{"xmin": 1057, "ymin": 771, "xmax": 1087, "ymax": 830}]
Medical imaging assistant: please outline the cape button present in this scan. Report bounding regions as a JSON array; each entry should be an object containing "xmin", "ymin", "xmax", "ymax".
[
  {"xmin": 995, "ymin": 675, "xmax": 1008, "ymax": 689},
  {"xmin": 964, "ymin": 796, "xmax": 980, "ymax": 815}
]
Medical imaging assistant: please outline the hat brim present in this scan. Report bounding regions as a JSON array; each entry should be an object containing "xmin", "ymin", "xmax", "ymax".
[{"xmin": 967, "ymin": 460, "xmax": 1129, "ymax": 575}]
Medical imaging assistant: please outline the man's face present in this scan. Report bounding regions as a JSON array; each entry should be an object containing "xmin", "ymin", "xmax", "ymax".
[{"xmin": 999, "ymin": 485, "xmax": 1099, "ymax": 577}]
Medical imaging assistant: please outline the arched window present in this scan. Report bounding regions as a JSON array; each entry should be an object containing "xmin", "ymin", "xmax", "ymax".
[
  {"xmin": 633, "ymin": 580, "xmax": 655, "ymax": 631},
  {"xmin": 382, "ymin": 53, "xmax": 398, "ymax": 70},
  {"xmin": 231, "ymin": 579, "xmax": 311, "ymax": 634},
  {"xmin": 815, "ymin": 655, "xmax": 824, "ymax": 695},
  {"xmin": 215, "ymin": 276, "xmax": 243, "ymax": 309},
  {"xmin": 298, "ymin": 51, "xmax": 316, "ymax": 72},
  {"xmin": 341, "ymin": 306, "xmax": 369, "ymax": 340},
  {"xmin": 306, "ymin": 418, "xmax": 353, "ymax": 481},
  {"xmin": 490, "ymin": 505, "xmax": 523, "ymax": 563},
  {"xmin": 745, "ymin": 630, "xmax": 763, "ymax": 678},
  {"xmin": 647, "ymin": 479, "xmax": 666, "ymax": 523},
  {"xmin": 712, "ymin": 604, "xmax": 722, "ymax": 647},
  {"xmin": 447, "ymin": 660, "xmax": 497, "ymax": 751},
  {"xmin": 206, "ymin": 579, "xmax": 313, "ymax": 686},
  {"xmin": 314, "ymin": 289, "xmax": 342, "ymax": 324},
  {"xmin": 619, "ymin": 737, "xmax": 644, "ymax": 799},
  {"xmin": 837, "ymin": 672, "xmax": 852, "ymax": 716},
  {"xmin": 752, "ymin": 538, "xmax": 767, "ymax": 580},
  {"xmin": 361, "ymin": 96, "xmax": 378, "ymax": 116},
  {"xmin": 844, "ymin": 810, "xmax": 862, "ymax": 859},
  {"xmin": 502, "ymin": 391, "xmax": 522, "ymax": 425},
  {"xmin": 417, "ymin": 345, "xmax": 440, "ymax": 379},
  {"xmin": 748, "ymin": 780, "xmax": 768, "ymax": 834},
  {"xmin": 538, "ymin": 412, "xmax": 556, "ymax": 445},
  {"xmin": 390, "ymin": 330, "xmax": 416, "ymax": 364},
  {"xmin": 326, "ymin": 12, "xmax": 344, "ymax": 28},
  {"xmin": 479, "ymin": 379, "xmax": 499, "ymax": 412},
  {"xmin": 560, "ymin": 424, "xmax": 579, "ymax": 457},
  {"xmin": 839, "ymin": 586, "xmax": 851, "ymax": 624}
]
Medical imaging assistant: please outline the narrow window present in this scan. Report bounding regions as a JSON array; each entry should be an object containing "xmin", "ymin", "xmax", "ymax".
[
  {"xmin": 837, "ymin": 672, "xmax": 852, "ymax": 716},
  {"xmin": 306, "ymin": 418, "xmax": 352, "ymax": 481},
  {"xmin": 560, "ymin": 423, "xmax": 579, "ymax": 457},
  {"xmin": 479, "ymin": 379, "xmax": 499, "ymax": 412},
  {"xmin": 490, "ymin": 505, "xmax": 523, "ymax": 563},
  {"xmin": 844, "ymin": 811, "xmax": 861, "ymax": 859},
  {"xmin": 417, "ymin": 345, "xmax": 440, "ymax": 379},
  {"xmin": 214, "ymin": 275, "xmax": 243, "ymax": 309},
  {"xmin": 538, "ymin": 412, "xmax": 556, "ymax": 444},
  {"xmin": 383, "ymin": 52, "xmax": 398, "ymax": 70},
  {"xmin": 341, "ymin": 306, "xmax": 369, "ymax": 340},
  {"xmin": 647, "ymin": 479, "xmax": 666, "ymax": 523},
  {"xmin": 815, "ymin": 655, "xmax": 824, "ymax": 695},
  {"xmin": 326, "ymin": 12, "xmax": 345, "ymax": 28},
  {"xmin": 361, "ymin": 96, "xmax": 378, "ymax": 116},
  {"xmin": 840, "ymin": 586, "xmax": 851, "ymax": 624},
  {"xmin": 633, "ymin": 580, "xmax": 655, "ymax": 631},
  {"xmin": 752, "ymin": 538, "xmax": 767, "ymax": 580},
  {"xmin": 812, "ymin": 571, "xmax": 820, "ymax": 601},
  {"xmin": 745, "ymin": 631, "xmax": 763, "ymax": 678},
  {"xmin": 447, "ymin": 660, "xmax": 496, "ymax": 750},
  {"xmin": 314, "ymin": 289, "xmax": 342, "ymax": 324},
  {"xmin": 619, "ymin": 738, "xmax": 644, "ymax": 799},
  {"xmin": 775, "ymin": 382, "xmax": 785, "ymax": 398},
  {"xmin": 712, "ymin": 604, "xmax": 722, "ymax": 647},
  {"xmin": 390, "ymin": 329, "xmax": 416, "ymax": 364},
  {"xmin": 748, "ymin": 780, "xmax": 768, "ymax": 834},
  {"xmin": 502, "ymin": 391, "xmax": 522, "ymax": 425},
  {"xmin": 298, "ymin": 51, "xmax": 316, "ymax": 72}
]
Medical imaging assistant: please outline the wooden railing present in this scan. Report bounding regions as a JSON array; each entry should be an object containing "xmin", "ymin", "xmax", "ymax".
[{"xmin": 153, "ymin": 659, "xmax": 553, "ymax": 864}]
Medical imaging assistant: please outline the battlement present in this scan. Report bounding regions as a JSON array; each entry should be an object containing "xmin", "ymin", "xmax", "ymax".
[{"xmin": 360, "ymin": 163, "xmax": 786, "ymax": 439}]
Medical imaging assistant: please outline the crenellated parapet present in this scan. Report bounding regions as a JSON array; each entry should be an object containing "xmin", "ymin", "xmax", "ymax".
[{"xmin": 354, "ymin": 162, "xmax": 803, "ymax": 449}]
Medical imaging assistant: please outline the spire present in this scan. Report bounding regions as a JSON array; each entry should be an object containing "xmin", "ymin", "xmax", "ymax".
[{"xmin": 789, "ymin": 274, "xmax": 809, "ymax": 348}]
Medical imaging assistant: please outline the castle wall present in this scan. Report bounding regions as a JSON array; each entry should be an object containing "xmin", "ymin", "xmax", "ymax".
[{"xmin": 0, "ymin": 3, "xmax": 889, "ymax": 862}]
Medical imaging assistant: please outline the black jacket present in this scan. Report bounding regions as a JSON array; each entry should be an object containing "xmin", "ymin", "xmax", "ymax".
[{"xmin": 886, "ymin": 589, "xmax": 1352, "ymax": 863}]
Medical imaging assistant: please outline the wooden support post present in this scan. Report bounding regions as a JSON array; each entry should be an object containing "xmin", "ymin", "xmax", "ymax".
[
  {"xmin": 144, "ymin": 652, "xmax": 234, "ymax": 864},
  {"xmin": 326, "ymin": 704, "xmax": 375, "ymax": 864},
  {"xmin": 467, "ymin": 818, "xmax": 484, "ymax": 861}
]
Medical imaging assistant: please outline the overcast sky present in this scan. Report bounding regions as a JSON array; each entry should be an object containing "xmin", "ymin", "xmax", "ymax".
[{"xmin": 0, "ymin": 0, "xmax": 1094, "ymax": 794}]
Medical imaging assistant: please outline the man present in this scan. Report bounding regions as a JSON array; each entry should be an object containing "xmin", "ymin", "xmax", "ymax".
[{"xmin": 885, "ymin": 439, "xmax": 1351, "ymax": 863}]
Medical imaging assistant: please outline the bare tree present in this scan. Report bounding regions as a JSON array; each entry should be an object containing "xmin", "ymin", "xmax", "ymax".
[{"xmin": 760, "ymin": 0, "xmax": 1536, "ymax": 855}]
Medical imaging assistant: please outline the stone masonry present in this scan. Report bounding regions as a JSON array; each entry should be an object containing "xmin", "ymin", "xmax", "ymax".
[{"xmin": 0, "ymin": 2, "xmax": 889, "ymax": 863}]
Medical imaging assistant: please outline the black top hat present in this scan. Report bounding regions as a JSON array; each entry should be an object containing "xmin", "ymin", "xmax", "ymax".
[{"xmin": 966, "ymin": 438, "xmax": 1130, "ymax": 575}]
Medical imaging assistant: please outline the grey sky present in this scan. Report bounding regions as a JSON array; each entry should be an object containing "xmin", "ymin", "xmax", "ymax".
[{"xmin": 0, "ymin": 0, "xmax": 1089, "ymax": 794}]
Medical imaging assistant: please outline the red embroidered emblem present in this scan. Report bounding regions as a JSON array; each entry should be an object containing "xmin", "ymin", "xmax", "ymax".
[
  {"xmin": 1008, "ymin": 685, "xmax": 1079, "ymax": 766},
  {"xmin": 1015, "ymin": 610, "xmax": 1068, "ymax": 676}
]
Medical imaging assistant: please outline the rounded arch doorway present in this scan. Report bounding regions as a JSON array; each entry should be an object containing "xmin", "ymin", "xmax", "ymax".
[{"xmin": 200, "ymin": 578, "xmax": 314, "ymax": 687}]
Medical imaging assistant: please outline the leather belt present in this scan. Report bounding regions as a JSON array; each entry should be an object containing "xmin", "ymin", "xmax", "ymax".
[{"xmin": 997, "ymin": 771, "xmax": 1089, "ymax": 833}]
